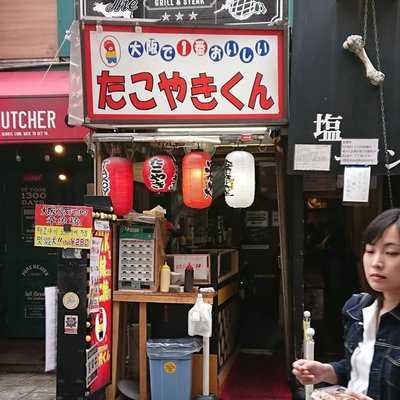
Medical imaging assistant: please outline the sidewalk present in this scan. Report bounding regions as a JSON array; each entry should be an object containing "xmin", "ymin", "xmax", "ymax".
[{"xmin": 0, "ymin": 372, "xmax": 56, "ymax": 400}]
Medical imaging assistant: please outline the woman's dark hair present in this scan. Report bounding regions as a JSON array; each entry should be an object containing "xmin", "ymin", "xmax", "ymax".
[{"xmin": 359, "ymin": 208, "xmax": 400, "ymax": 297}]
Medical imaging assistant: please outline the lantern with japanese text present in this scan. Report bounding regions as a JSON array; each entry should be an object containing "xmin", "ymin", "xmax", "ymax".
[
  {"xmin": 142, "ymin": 155, "xmax": 177, "ymax": 193},
  {"xmin": 182, "ymin": 151, "xmax": 212, "ymax": 209},
  {"xmin": 101, "ymin": 157, "xmax": 133, "ymax": 216},
  {"xmin": 224, "ymin": 151, "xmax": 255, "ymax": 208}
]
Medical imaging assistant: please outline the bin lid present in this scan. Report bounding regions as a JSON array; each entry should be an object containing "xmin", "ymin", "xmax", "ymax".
[{"xmin": 147, "ymin": 337, "xmax": 202, "ymax": 358}]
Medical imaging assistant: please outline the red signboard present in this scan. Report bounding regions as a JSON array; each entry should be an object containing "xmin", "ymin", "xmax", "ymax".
[
  {"xmin": 90, "ymin": 229, "xmax": 112, "ymax": 393},
  {"xmin": 34, "ymin": 204, "xmax": 93, "ymax": 249},
  {"xmin": 34, "ymin": 204, "xmax": 93, "ymax": 227},
  {"xmin": 0, "ymin": 96, "xmax": 89, "ymax": 144},
  {"xmin": 82, "ymin": 23, "xmax": 287, "ymax": 126}
]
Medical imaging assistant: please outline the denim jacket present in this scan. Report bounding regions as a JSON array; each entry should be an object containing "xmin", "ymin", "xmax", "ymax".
[{"xmin": 330, "ymin": 293, "xmax": 400, "ymax": 400}]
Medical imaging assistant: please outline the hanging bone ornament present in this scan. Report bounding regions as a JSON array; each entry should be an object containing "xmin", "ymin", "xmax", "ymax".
[{"xmin": 343, "ymin": 35, "xmax": 385, "ymax": 86}]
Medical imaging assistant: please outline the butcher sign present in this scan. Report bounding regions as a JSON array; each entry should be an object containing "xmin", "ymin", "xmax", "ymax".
[{"xmin": 81, "ymin": 23, "xmax": 287, "ymax": 126}]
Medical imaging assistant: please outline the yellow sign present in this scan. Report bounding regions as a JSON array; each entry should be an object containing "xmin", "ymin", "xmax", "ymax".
[
  {"xmin": 163, "ymin": 361, "xmax": 177, "ymax": 374},
  {"xmin": 34, "ymin": 225, "xmax": 92, "ymax": 249}
]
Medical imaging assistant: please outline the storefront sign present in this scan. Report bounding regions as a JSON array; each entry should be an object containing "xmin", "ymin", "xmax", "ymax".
[
  {"xmin": 288, "ymin": 1, "xmax": 400, "ymax": 175},
  {"xmin": 0, "ymin": 97, "xmax": 88, "ymax": 144},
  {"xmin": 143, "ymin": 0, "xmax": 283, "ymax": 24},
  {"xmin": 90, "ymin": 229, "xmax": 112, "ymax": 393},
  {"xmin": 81, "ymin": 0, "xmax": 143, "ymax": 19},
  {"xmin": 80, "ymin": 0, "xmax": 283, "ymax": 25},
  {"xmin": 34, "ymin": 204, "xmax": 93, "ymax": 249},
  {"xmin": 82, "ymin": 23, "xmax": 286, "ymax": 126}
]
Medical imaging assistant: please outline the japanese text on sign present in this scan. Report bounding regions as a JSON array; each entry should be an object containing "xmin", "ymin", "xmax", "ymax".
[
  {"xmin": 34, "ymin": 204, "xmax": 93, "ymax": 249},
  {"xmin": 35, "ymin": 204, "xmax": 92, "ymax": 227},
  {"xmin": 34, "ymin": 225, "xmax": 92, "ymax": 249},
  {"xmin": 83, "ymin": 25, "xmax": 285, "ymax": 124}
]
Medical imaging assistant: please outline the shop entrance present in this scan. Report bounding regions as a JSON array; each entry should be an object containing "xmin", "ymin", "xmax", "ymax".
[
  {"xmin": 92, "ymin": 138, "xmax": 292, "ymax": 399},
  {"xmin": 215, "ymin": 156, "xmax": 291, "ymax": 399},
  {"xmin": 238, "ymin": 161, "xmax": 281, "ymax": 354},
  {"xmin": 0, "ymin": 144, "xmax": 92, "ymax": 368},
  {"xmin": 161, "ymin": 147, "xmax": 291, "ymax": 398},
  {"xmin": 302, "ymin": 176, "xmax": 381, "ymax": 361}
]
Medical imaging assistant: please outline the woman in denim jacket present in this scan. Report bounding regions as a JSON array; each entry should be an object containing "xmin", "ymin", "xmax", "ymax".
[{"xmin": 293, "ymin": 208, "xmax": 400, "ymax": 400}]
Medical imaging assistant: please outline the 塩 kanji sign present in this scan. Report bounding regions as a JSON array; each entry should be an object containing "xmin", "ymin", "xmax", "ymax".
[{"xmin": 81, "ymin": 23, "xmax": 287, "ymax": 126}]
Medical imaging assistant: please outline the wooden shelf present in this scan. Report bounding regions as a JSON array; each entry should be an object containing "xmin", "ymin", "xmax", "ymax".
[{"xmin": 113, "ymin": 290, "xmax": 215, "ymax": 304}]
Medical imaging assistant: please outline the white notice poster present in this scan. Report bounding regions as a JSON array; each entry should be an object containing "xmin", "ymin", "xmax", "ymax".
[
  {"xmin": 340, "ymin": 138, "xmax": 379, "ymax": 165},
  {"xmin": 294, "ymin": 144, "xmax": 331, "ymax": 171},
  {"xmin": 343, "ymin": 166, "xmax": 371, "ymax": 203},
  {"xmin": 45, "ymin": 286, "xmax": 57, "ymax": 372}
]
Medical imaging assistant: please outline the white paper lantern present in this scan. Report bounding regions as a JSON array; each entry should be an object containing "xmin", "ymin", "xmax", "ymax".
[{"xmin": 224, "ymin": 151, "xmax": 255, "ymax": 208}]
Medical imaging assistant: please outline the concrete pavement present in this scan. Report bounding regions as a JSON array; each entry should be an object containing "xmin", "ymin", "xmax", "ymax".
[{"xmin": 0, "ymin": 372, "xmax": 55, "ymax": 400}]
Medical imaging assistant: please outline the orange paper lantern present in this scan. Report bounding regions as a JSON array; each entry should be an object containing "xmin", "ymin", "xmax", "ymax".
[
  {"xmin": 101, "ymin": 157, "xmax": 133, "ymax": 216},
  {"xmin": 182, "ymin": 151, "xmax": 212, "ymax": 209}
]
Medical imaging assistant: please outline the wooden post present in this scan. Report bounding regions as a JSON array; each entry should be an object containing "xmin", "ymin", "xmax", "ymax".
[
  {"xmin": 139, "ymin": 302, "xmax": 148, "ymax": 400},
  {"xmin": 108, "ymin": 301, "xmax": 121, "ymax": 400}
]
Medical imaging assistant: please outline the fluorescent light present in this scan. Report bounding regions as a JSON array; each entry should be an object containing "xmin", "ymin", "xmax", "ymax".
[{"xmin": 157, "ymin": 127, "xmax": 270, "ymax": 133}]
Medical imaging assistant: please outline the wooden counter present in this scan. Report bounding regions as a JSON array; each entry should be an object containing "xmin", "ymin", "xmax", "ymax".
[
  {"xmin": 113, "ymin": 290, "xmax": 215, "ymax": 304},
  {"xmin": 108, "ymin": 291, "xmax": 216, "ymax": 400}
]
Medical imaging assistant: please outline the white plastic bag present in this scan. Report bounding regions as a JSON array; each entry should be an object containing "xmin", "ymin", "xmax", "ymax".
[{"xmin": 188, "ymin": 294, "xmax": 212, "ymax": 337}]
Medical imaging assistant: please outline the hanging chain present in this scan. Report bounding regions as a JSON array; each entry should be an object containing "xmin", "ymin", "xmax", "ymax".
[
  {"xmin": 363, "ymin": 0, "xmax": 394, "ymax": 207},
  {"xmin": 363, "ymin": 0, "xmax": 368, "ymax": 43}
]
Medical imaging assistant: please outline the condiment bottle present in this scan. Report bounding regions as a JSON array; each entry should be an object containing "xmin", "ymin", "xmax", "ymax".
[
  {"xmin": 160, "ymin": 263, "xmax": 171, "ymax": 292},
  {"xmin": 184, "ymin": 263, "xmax": 194, "ymax": 292}
]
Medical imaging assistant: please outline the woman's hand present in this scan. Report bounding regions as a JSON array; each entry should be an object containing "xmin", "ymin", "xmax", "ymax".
[
  {"xmin": 292, "ymin": 359, "xmax": 338, "ymax": 385},
  {"xmin": 346, "ymin": 390, "xmax": 374, "ymax": 400}
]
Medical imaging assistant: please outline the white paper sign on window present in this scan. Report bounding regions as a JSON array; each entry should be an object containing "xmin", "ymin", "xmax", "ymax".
[
  {"xmin": 294, "ymin": 144, "xmax": 331, "ymax": 171},
  {"xmin": 340, "ymin": 138, "xmax": 379, "ymax": 165},
  {"xmin": 343, "ymin": 166, "xmax": 371, "ymax": 203}
]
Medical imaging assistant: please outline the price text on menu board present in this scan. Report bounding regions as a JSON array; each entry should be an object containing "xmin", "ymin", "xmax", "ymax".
[{"xmin": 34, "ymin": 204, "xmax": 93, "ymax": 249}]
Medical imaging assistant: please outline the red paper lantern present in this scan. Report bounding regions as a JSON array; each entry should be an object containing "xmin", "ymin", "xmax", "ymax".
[
  {"xmin": 101, "ymin": 157, "xmax": 133, "ymax": 216},
  {"xmin": 182, "ymin": 151, "xmax": 212, "ymax": 209},
  {"xmin": 142, "ymin": 155, "xmax": 177, "ymax": 193}
]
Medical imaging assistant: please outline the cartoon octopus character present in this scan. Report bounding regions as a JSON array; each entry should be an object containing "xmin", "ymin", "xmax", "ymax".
[{"xmin": 103, "ymin": 40, "xmax": 117, "ymax": 64}]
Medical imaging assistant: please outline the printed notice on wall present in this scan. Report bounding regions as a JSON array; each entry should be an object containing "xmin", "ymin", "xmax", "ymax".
[
  {"xmin": 294, "ymin": 144, "xmax": 331, "ymax": 171},
  {"xmin": 340, "ymin": 138, "xmax": 379, "ymax": 165},
  {"xmin": 343, "ymin": 166, "xmax": 371, "ymax": 203},
  {"xmin": 173, "ymin": 254, "xmax": 210, "ymax": 283}
]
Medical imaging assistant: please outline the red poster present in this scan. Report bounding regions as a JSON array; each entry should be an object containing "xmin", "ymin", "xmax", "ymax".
[
  {"xmin": 35, "ymin": 204, "xmax": 93, "ymax": 227},
  {"xmin": 90, "ymin": 229, "xmax": 112, "ymax": 393},
  {"xmin": 34, "ymin": 204, "xmax": 93, "ymax": 249}
]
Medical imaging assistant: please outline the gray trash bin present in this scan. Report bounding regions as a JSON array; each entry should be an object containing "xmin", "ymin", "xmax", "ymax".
[{"xmin": 147, "ymin": 337, "xmax": 202, "ymax": 400}]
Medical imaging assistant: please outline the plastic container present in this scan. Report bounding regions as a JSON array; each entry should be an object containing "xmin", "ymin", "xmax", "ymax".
[
  {"xmin": 160, "ymin": 263, "xmax": 171, "ymax": 292},
  {"xmin": 147, "ymin": 337, "xmax": 202, "ymax": 400}
]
